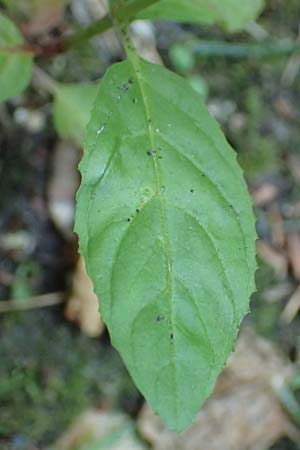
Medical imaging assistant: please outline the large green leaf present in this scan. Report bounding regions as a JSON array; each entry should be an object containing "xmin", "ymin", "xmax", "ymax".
[
  {"xmin": 75, "ymin": 57, "xmax": 257, "ymax": 432},
  {"xmin": 137, "ymin": 0, "xmax": 265, "ymax": 31},
  {"xmin": 0, "ymin": 13, "xmax": 33, "ymax": 102},
  {"xmin": 53, "ymin": 82, "xmax": 99, "ymax": 145}
]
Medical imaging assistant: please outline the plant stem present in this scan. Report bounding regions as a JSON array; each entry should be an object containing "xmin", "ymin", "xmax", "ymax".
[
  {"xmin": 0, "ymin": 0, "xmax": 160, "ymax": 56},
  {"xmin": 181, "ymin": 39, "xmax": 300, "ymax": 60},
  {"xmin": 33, "ymin": 66, "xmax": 59, "ymax": 95},
  {"xmin": 66, "ymin": 0, "xmax": 161, "ymax": 48},
  {"xmin": 66, "ymin": 15, "xmax": 112, "ymax": 48},
  {"xmin": 0, "ymin": 44, "xmax": 34, "ymax": 55},
  {"xmin": 109, "ymin": 0, "xmax": 137, "ymax": 62},
  {"xmin": 0, "ymin": 292, "xmax": 65, "ymax": 313},
  {"xmin": 272, "ymin": 375, "xmax": 300, "ymax": 427}
]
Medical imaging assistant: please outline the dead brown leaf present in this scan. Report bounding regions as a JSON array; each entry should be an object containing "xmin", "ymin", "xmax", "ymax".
[
  {"xmin": 257, "ymin": 240, "xmax": 288, "ymax": 279},
  {"xmin": 262, "ymin": 282, "xmax": 294, "ymax": 303},
  {"xmin": 20, "ymin": 0, "xmax": 69, "ymax": 36},
  {"xmin": 287, "ymin": 154, "xmax": 300, "ymax": 183},
  {"xmin": 138, "ymin": 328, "xmax": 299, "ymax": 450},
  {"xmin": 65, "ymin": 257, "xmax": 104, "ymax": 338},
  {"xmin": 281, "ymin": 284, "xmax": 300, "ymax": 324},
  {"xmin": 287, "ymin": 232, "xmax": 300, "ymax": 280},
  {"xmin": 269, "ymin": 204, "xmax": 285, "ymax": 248},
  {"xmin": 51, "ymin": 409, "xmax": 146, "ymax": 450},
  {"xmin": 273, "ymin": 96, "xmax": 294, "ymax": 120},
  {"xmin": 47, "ymin": 141, "xmax": 80, "ymax": 239},
  {"xmin": 252, "ymin": 182, "xmax": 279, "ymax": 207}
]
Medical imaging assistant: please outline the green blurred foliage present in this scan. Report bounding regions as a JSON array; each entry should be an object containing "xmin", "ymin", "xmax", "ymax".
[
  {"xmin": 53, "ymin": 82, "xmax": 99, "ymax": 145},
  {"xmin": 0, "ymin": 310, "xmax": 139, "ymax": 447}
]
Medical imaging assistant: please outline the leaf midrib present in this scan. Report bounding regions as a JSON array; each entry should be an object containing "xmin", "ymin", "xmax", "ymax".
[{"xmin": 128, "ymin": 56, "xmax": 179, "ymax": 422}]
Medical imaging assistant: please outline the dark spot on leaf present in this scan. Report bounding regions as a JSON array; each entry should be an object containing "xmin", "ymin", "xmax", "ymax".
[
  {"xmin": 136, "ymin": 209, "xmax": 140, "ymax": 213},
  {"xmin": 127, "ymin": 218, "xmax": 131, "ymax": 222},
  {"xmin": 156, "ymin": 315, "xmax": 165, "ymax": 322},
  {"xmin": 132, "ymin": 98, "xmax": 138, "ymax": 103},
  {"xmin": 170, "ymin": 333, "xmax": 174, "ymax": 340},
  {"xmin": 119, "ymin": 80, "xmax": 133, "ymax": 92},
  {"xmin": 190, "ymin": 189, "xmax": 194, "ymax": 193},
  {"xmin": 146, "ymin": 150, "xmax": 156, "ymax": 158}
]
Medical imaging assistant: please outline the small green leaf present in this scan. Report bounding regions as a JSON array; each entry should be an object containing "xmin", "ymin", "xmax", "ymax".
[
  {"xmin": 187, "ymin": 74, "xmax": 209, "ymax": 100},
  {"xmin": 137, "ymin": 0, "xmax": 265, "ymax": 31},
  {"xmin": 53, "ymin": 83, "xmax": 99, "ymax": 145},
  {"xmin": 169, "ymin": 43, "xmax": 196, "ymax": 73},
  {"xmin": 75, "ymin": 57, "xmax": 257, "ymax": 432},
  {"xmin": 0, "ymin": 13, "xmax": 33, "ymax": 102}
]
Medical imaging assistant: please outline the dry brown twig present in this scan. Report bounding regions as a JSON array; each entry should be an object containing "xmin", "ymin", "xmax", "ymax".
[{"xmin": 0, "ymin": 292, "xmax": 65, "ymax": 313}]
